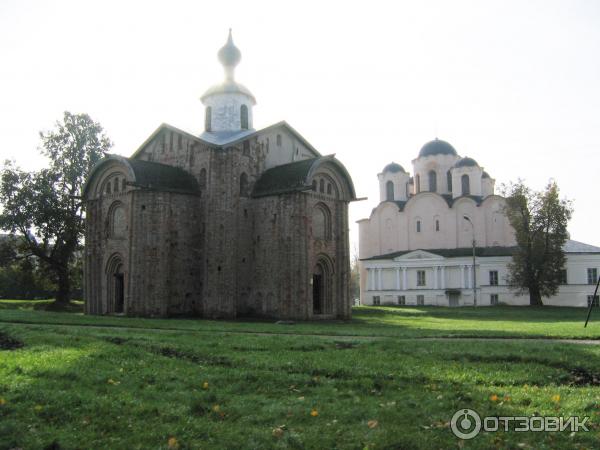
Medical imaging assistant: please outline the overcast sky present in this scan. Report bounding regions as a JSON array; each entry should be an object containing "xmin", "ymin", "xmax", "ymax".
[{"xmin": 1, "ymin": 0, "xmax": 599, "ymax": 251}]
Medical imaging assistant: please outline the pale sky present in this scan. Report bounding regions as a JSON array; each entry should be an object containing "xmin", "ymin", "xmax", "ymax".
[{"xmin": 1, "ymin": 0, "xmax": 599, "ymax": 251}]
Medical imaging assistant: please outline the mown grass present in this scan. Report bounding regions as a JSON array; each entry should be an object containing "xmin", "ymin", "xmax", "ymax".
[
  {"xmin": 1, "ymin": 302, "xmax": 599, "ymax": 340},
  {"xmin": 0, "ymin": 321, "xmax": 599, "ymax": 449}
]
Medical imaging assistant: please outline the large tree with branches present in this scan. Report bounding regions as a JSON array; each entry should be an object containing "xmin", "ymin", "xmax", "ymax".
[
  {"xmin": 0, "ymin": 112, "xmax": 111, "ymax": 304},
  {"xmin": 503, "ymin": 180, "xmax": 573, "ymax": 306}
]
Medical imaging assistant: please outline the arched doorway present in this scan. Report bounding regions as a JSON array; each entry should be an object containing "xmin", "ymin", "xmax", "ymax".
[
  {"xmin": 312, "ymin": 257, "xmax": 332, "ymax": 315},
  {"xmin": 106, "ymin": 254, "xmax": 125, "ymax": 314}
]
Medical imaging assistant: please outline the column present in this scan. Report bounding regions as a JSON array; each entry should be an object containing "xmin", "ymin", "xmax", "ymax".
[
  {"xmin": 467, "ymin": 265, "xmax": 472, "ymax": 289},
  {"xmin": 402, "ymin": 267, "xmax": 407, "ymax": 289},
  {"xmin": 366, "ymin": 269, "xmax": 372, "ymax": 291},
  {"xmin": 395, "ymin": 267, "xmax": 401, "ymax": 290},
  {"xmin": 460, "ymin": 265, "xmax": 465, "ymax": 289},
  {"xmin": 441, "ymin": 266, "xmax": 446, "ymax": 289},
  {"xmin": 377, "ymin": 268, "xmax": 382, "ymax": 290},
  {"xmin": 433, "ymin": 266, "xmax": 438, "ymax": 289}
]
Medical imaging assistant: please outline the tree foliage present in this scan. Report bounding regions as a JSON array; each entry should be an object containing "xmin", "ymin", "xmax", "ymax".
[
  {"xmin": 502, "ymin": 180, "xmax": 573, "ymax": 306},
  {"xmin": 0, "ymin": 112, "xmax": 111, "ymax": 303}
]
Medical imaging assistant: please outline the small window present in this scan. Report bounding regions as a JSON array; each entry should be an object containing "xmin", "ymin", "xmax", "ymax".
[
  {"xmin": 398, "ymin": 295, "xmax": 405, "ymax": 306},
  {"xmin": 373, "ymin": 296, "xmax": 381, "ymax": 306},
  {"xmin": 559, "ymin": 269, "xmax": 568, "ymax": 285},
  {"xmin": 243, "ymin": 140, "xmax": 250, "ymax": 156},
  {"xmin": 113, "ymin": 178, "xmax": 119, "ymax": 193},
  {"xmin": 417, "ymin": 270, "xmax": 426, "ymax": 286},
  {"xmin": 240, "ymin": 105, "xmax": 249, "ymax": 129},
  {"xmin": 435, "ymin": 220, "xmax": 440, "ymax": 232},
  {"xmin": 276, "ymin": 134, "xmax": 282, "ymax": 146},
  {"xmin": 239, "ymin": 172, "xmax": 248, "ymax": 197},
  {"xmin": 489, "ymin": 270, "xmax": 498, "ymax": 286},
  {"xmin": 587, "ymin": 268, "xmax": 597, "ymax": 285},
  {"xmin": 386, "ymin": 181, "xmax": 394, "ymax": 201},
  {"xmin": 312, "ymin": 180, "xmax": 317, "ymax": 191},
  {"xmin": 205, "ymin": 106, "xmax": 212, "ymax": 131},
  {"xmin": 447, "ymin": 170, "xmax": 452, "ymax": 192},
  {"xmin": 106, "ymin": 182, "xmax": 112, "ymax": 194},
  {"xmin": 327, "ymin": 183, "xmax": 332, "ymax": 195},
  {"xmin": 417, "ymin": 295, "xmax": 425, "ymax": 306},
  {"xmin": 319, "ymin": 179, "xmax": 324, "ymax": 193},
  {"xmin": 416, "ymin": 220, "xmax": 421, "ymax": 233},
  {"xmin": 490, "ymin": 294, "xmax": 499, "ymax": 305},
  {"xmin": 588, "ymin": 295, "xmax": 600, "ymax": 307},
  {"xmin": 428, "ymin": 170, "xmax": 437, "ymax": 192},
  {"xmin": 121, "ymin": 178, "xmax": 126, "ymax": 191},
  {"xmin": 461, "ymin": 174, "xmax": 470, "ymax": 195}
]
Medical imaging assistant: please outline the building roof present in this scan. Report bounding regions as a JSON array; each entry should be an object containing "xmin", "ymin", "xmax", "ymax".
[
  {"xmin": 83, "ymin": 155, "xmax": 199, "ymax": 197},
  {"xmin": 482, "ymin": 170, "xmax": 491, "ymax": 179},
  {"xmin": 418, "ymin": 138, "xmax": 458, "ymax": 158},
  {"xmin": 454, "ymin": 156, "xmax": 479, "ymax": 168},
  {"xmin": 362, "ymin": 239, "xmax": 600, "ymax": 261},
  {"xmin": 252, "ymin": 156, "xmax": 357, "ymax": 199},
  {"xmin": 382, "ymin": 162, "xmax": 406, "ymax": 173}
]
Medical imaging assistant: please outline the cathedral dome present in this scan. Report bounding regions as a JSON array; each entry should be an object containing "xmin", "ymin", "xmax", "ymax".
[
  {"xmin": 382, "ymin": 162, "xmax": 405, "ymax": 173},
  {"xmin": 218, "ymin": 29, "xmax": 241, "ymax": 69},
  {"xmin": 454, "ymin": 157, "xmax": 479, "ymax": 168},
  {"xmin": 418, "ymin": 138, "xmax": 458, "ymax": 158},
  {"xmin": 482, "ymin": 170, "xmax": 491, "ymax": 178}
]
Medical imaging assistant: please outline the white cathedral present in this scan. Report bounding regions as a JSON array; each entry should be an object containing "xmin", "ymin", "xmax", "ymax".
[{"xmin": 358, "ymin": 139, "xmax": 600, "ymax": 307}]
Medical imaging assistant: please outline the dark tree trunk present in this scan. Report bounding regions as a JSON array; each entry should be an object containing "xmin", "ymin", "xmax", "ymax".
[
  {"xmin": 529, "ymin": 285, "xmax": 544, "ymax": 306},
  {"xmin": 55, "ymin": 266, "xmax": 71, "ymax": 304}
]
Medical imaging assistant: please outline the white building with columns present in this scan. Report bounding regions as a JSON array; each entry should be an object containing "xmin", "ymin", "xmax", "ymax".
[{"xmin": 358, "ymin": 139, "xmax": 600, "ymax": 307}]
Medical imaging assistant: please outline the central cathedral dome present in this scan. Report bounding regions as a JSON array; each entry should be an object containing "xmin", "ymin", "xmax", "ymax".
[{"xmin": 418, "ymin": 138, "xmax": 458, "ymax": 158}]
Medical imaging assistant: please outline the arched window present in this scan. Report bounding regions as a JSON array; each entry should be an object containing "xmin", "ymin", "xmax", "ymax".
[
  {"xmin": 240, "ymin": 105, "xmax": 249, "ymax": 129},
  {"xmin": 428, "ymin": 170, "xmax": 437, "ymax": 192},
  {"xmin": 106, "ymin": 181, "xmax": 112, "ymax": 195},
  {"xmin": 113, "ymin": 178, "xmax": 119, "ymax": 193},
  {"xmin": 327, "ymin": 183, "xmax": 332, "ymax": 195},
  {"xmin": 121, "ymin": 178, "xmax": 126, "ymax": 191},
  {"xmin": 276, "ymin": 134, "xmax": 282, "ymax": 146},
  {"xmin": 416, "ymin": 220, "xmax": 421, "ymax": 233},
  {"xmin": 312, "ymin": 180, "xmax": 317, "ymax": 191},
  {"xmin": 415, "ymin": 175, "xmax": 421, "ymax": 193},
  {"xmin": 461, "ymin": 174, "xmax": 470, "ymax": 195},
  {"xmin": 435, "ymin": 219, "xmax": 440, "ymax": 232},
  {"xmin": 447, "ymin": 171, "xmax": 452, "ymax": 192},
  {"xmin": 319, "ymin": 179, "xmax": 325, "ymax": 193},
  {"xmin": 240, "ymin": 172, "xmax": 248, "ymax": 197},
  {"xmin": 386, "ymin": 180, "xmax": 394, "ymax": 201},
  {"xmin": 205, "ymin": 106, "xmax": 212, "ymax": 131},
  {"xmin": 199, "ymin": 168, "xmax": 207, "ymax": 189},
  {"xmin": 313, "ymin": 204, "xmax": 331, "ymax": 240},
  {"xmin": 109, "ymin": 203, "xmax": 126, "ymax": 239}
]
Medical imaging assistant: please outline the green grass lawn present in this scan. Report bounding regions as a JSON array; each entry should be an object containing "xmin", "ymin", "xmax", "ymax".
[{"xmin": 0, "ymin": 302, "xmax": 599, "ymax": 449}]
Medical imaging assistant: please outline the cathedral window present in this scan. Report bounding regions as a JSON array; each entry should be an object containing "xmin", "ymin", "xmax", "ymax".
[
  {"xmin": 109, "ymin": 203, "xmax": 126, "ymax": 239},
  {"xmin": 415, "ymin": 175, "xmax": 421, "ymax": 193},
  {"xmin": 113, "ymin": 178, "xmax": 119, "ymax": 193},
  {"xmin": 122, "ymin": 178, "xmax": 126, "ymax": 191},
  {"xmin": 386, "ymin": 181, "xmax": 394, "ymax": 201},
  {"xmin": 319, "ymin": 179, "xmax": 325, "ymax": 193},
  {"xmin": 276, "ymin": 134, "xmax": 282, "ymax": 146},
  {"xmin": 106, "ymin": 182, "xmax": 112, "ymax": 195},
  {"xmin": 416, "ymin": 220, "xmax": 421, "ymax": 233},
  {"xmin": 205, "ymin": 107, "xmax": 212, "ymax": 132},
  {"xmin": 239, "ymin": 172, "xmax": 248, "ymax": 197},
  {"xmin": 241, "ymin": 105, "xmax": 249, "ymax": 129},
  {"xmin": 417, "ymin": 270, "xmax": 426, "ymax": 286},
  {"xmin": 327, "ymin": 183, "xmax": 332, "ymax": 195},
  {"xmin": 428, "ymin": 170, "xmax": 437, "ymax": 192},
  {"xmin": 435, "ymin": 219, "xmax": 440, "ymax": 232},
  {"xmin": 313, "ymin": 203, "xmax": 331, "ymax": 240},
  {"xmin": 461, "ymin": 174, "xmax": 470, "ymax": 195},
  {"xmin": 312, "ymin": 180, "xmax": 317, "ymax": 191},
  {"xmin": 199, "ymin": 168, "xmax": 207, "ymax": 189},
  {"xmin": 447, "ymin": 170, "xmax": 452, "ymax": 192}
]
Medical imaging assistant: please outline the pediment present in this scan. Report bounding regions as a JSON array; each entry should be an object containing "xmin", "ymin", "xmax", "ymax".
[{"xmin": 393, "ymin": 250, "xmax": 445, "ymax": 261}]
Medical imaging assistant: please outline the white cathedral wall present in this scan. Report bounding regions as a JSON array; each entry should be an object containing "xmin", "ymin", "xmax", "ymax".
[
  {"xmin": 378, "ymin": 171, "xmax": 410, "ymax": 202},
  {"xmin": 412, "ymin": 153, "xmax": 459, "ymax": 195}
]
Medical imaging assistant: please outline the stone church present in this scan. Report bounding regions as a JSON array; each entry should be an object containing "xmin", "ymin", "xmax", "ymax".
[{"xmin": 83, "ymin": 31, "xmax": 357, "ymax": 319}]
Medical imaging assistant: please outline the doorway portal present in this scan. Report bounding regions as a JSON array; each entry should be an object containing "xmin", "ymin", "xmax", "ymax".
[
  {"xmin": 106, "ymin": 254, "xmax": 125, "ymax": 314},
  {"xmin": 313, "ymin": 272, "xmax": 323, "ymax": 314},
  {"xmin": 114, "ymin": 269, "xmax": 124, "ymax": 313}
]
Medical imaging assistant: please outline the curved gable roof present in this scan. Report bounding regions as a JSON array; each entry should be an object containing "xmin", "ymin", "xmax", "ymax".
[
  {"xmin": 83, "ymin": 155, "xmax": 199, "ymax": 198},
  {"xmin": 252, "ymin": 156, "xmax": 356, "ymax": 200}
]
